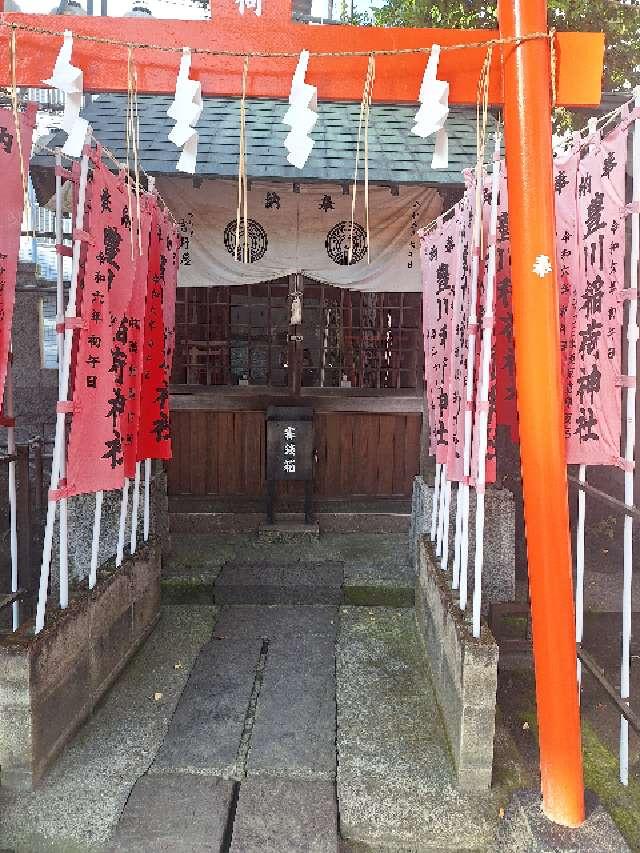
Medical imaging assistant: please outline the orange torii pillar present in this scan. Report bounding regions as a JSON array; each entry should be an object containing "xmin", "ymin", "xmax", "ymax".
[
  {"xmin": 0, "ymin": 0, "xmax": 602, "ymax": 827},
  {"xmin": 499, "ymin": 0, "xmax": 585, "ymax": 827}
]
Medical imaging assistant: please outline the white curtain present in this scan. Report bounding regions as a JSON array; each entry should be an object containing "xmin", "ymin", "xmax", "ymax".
[{"xmin": 156, "ymin": 177, "xmax": 442, "ymax": 292}]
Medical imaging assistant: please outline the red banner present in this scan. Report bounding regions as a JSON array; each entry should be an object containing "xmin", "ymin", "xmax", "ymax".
[
  {"xmin": 0, "ymin": 104, "xmax": 36, "ymax": 406},
  {"xmin": 121, "ymin": 194, "xmax": 153, "ymax": 479},
  {"xmin": 66, "ymin": 163, "xmax": 137, "ymax": 496},
  {"xmin": 137, "ymin": 201, "xmax": 176, "ymax": 461}
]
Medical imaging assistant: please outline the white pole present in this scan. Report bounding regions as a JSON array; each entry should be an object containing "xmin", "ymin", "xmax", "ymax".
[
  {"xmin": 143, "ymin": 457, "xmax": 152, "ymax": 542},
  {"xmin": 55, "ymin": 152, "xmax": 69, "ymax": 611},
  {"xmin": 430, "ymin": 461, "xmax": 441, "ymax": 542},
  {"xmin": 142, "ymin": 176, "xmax": 155, "ymax": 548},
  {"xmin": 575, "ymin": 463, "xmax": 586, "ymax": 687},
  {"xmin": 130, "ymin": 461, "xmax": 141, "ymax": 554},
  {"xmin": 36, "ymin": 132, "xmax": 92, "ymax": 634},
  {"xmin": 436, "ymin": 462, "xmax": 447, "ymax": 557},
  {"xmin": 5, "ymin": 350, "xmax": 19, "ymax": 631},
  {"xmin": 472, "ymin": 131, "xmax": 501, "ymax": 639},
  {"xmin": 452, "ymin": 484, "xmax": 463, "ymax": 589},
  {"xmin": 116, "ymin": 477, "xmax": 130, "ymax": 567},
  {"xmin": 89, "ymin": 490, "xmax": 103, "ymax": 589},
  {"xmin": 460, "ymin": 172, "xmax": 484, "ymax": 611},
  {"xmin": 441, "ymin": 476, "xmax": 452, "ymax": 572},
  {"xmin": 620, "ymin": 87, "xmax": 640, "ymax": 786}
]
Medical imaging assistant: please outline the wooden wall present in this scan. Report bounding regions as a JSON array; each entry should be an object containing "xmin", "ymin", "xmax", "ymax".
[{"xmin": 167, "ymin": 409, "xmax": 421, "ymax": 499}]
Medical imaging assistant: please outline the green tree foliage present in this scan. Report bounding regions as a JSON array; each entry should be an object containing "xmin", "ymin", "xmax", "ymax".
[{"xmin": 371, "ymin": 0, "xmax": 640, "ymax": 91}]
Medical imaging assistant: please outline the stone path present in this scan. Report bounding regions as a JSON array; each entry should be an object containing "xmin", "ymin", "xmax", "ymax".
[{"xmin": 0, "ymin": 534, "xmax": 504, "ymax": 851}]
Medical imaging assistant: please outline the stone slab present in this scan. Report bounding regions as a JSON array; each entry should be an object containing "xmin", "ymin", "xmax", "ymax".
[
  {"xmin": 336, "ymin": 606, "xmax": 499, "ymax": 851},
  {"xmin": 215, "ymin": 560, "xmax": 344, "ymax": 605},
  {"xmin": 230, "ymin": 777, "xmax": 338, "ymax": 853},
  {"xmin": 258, "ymin": 521, "xmax": 321, "ymax": 542},
  {"xmin": 0, "ymin": 606, "xmax": 217, "ymax": 851},
  {"xmin": 151, "ymin": 637, "xmax": 262, "ymax": 779},
  {"xmin": 410, "ymin": 476, "xmax": 515, "ymax": 611},
  {"xmin": 108, "ymin": 773, "xmax": 234, "ymax": 852},
  {"xmin": 494, "ymin": 790, "xmax": 631, "ymax": 852},
  {"xmin": 248, "ymin": 633, "xmax": 337, "ymax": 780},
  {"xmin": 213, "ymin": 604, "xmax": 339, "ymax": 644}
]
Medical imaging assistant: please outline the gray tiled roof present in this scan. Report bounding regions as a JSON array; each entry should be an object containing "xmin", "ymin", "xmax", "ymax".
[{"xmin": 34, "ymin": 93, "xmax": 488, "ymax": 186}]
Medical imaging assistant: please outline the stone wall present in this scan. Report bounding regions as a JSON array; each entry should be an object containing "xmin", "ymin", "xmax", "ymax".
[
  {"xmin": 0, "ymin": 545, "xmax": 161, "ymax": 790},
  {"xmin": 11, "ymin": 267, "xmax": 58, "ymax": 446},
  {"xmin": 409, "ymin": 475, "xmax": 515, "ymax": 612},
  {"xmin": 415, "ymin": 535, "xmax": 498, "ymax": 791}
]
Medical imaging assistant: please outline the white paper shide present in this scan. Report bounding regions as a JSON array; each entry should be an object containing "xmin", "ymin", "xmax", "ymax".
[
  {"xmin": 411, "ymin": 44, "xmax": 449, "ymax": 170},
  {"xmin": 167, "ymin": 48, "xmax": 203, "ymax": 174},
  {"xmin": 43, "ymin": 30, "xmax": 89, "ymax": 158},
  {"xmin": 282, "ymin": 50, "xmax": 318, "ymax": 170}
]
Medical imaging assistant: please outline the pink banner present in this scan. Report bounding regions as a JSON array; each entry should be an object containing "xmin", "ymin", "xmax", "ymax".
[
  {"xmin": 445, "ymin": 193, "xmax": 473, "ymax": 481},
  {"xmin": 554, "ymin": 143, "xmax": 581, "ymax": 439},
  {"xmin": 0, "ymin": 104, "xmax": 36, "ymax": 407},
  {"xmin": 66, "ymin": 164, "xmax": 138, "ymax": 496},
  {"xmin": 565, "ymin": 125, "xmax": 628, "ymax": 466},
  {"xmin": 420, "ymin": 209, "xmax": 458, "ymax": 465}
]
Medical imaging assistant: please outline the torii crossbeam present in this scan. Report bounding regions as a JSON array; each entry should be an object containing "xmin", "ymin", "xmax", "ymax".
[{"xmin": 0, "ymin": 0, "xmax": 605, "ymax": 829}]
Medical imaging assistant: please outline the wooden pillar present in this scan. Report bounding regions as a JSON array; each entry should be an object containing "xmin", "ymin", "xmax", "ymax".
[{"xmin": 498, "ymin": 0, "xmax": 585, "ymax": 826}]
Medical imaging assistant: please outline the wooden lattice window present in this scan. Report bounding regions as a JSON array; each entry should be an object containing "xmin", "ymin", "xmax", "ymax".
[
  {"xmin": 301, "ymin": 283, "xmax": 422, "ymax": 389},
  {"xmin": 172, "ymin": 279, "xmax": 422, "ymax": 390}
]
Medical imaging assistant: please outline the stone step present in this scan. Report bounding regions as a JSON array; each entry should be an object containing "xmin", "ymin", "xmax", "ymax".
[
  {"xmin": 230, "ymin": 777, "xmax": 339, "ymax": 852},
  {"xmin": 336, "ymin": 606, "xmax": 500, "ymax": 851},
  {"xmin": 214, "ymin": 560, "xmax": 344, "ymax": 605},
  {"xmin": 150, "ymin": 637, "xmax": 264, "ymax": 779},
  {"xmin": 107, "ymin": 774, "xmax": 234, "ymax": 852}
]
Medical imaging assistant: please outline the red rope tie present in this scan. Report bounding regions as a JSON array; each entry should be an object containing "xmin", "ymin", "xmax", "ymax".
[
  {"xmin": 55, "ymin": 244, "xmax": 73, "ymax": 257},
  {"xmin": 618, "ymin": 288, "xmax": 638, "ymax": 303},
  {"xmin": 616, "ymin": 375, "xmax": 636, "ymax": 389},
  {"xmin": 73, "ymin": 228, "xmax": 94, "ymax": 245},
  {"xmin": 48, "ymin": 478, "xmax": 69, "ymax": 502},
  {"xmin": 65, "ymin": 317, "xmax": 84, "ymax": 330},
  {"xmin": 0, "ymin": 415, "xmax": 16, "ymax": 428},
  {"xmin": 54, "ymin": 165, "xmax": 75, "ymax": 181},
  {"xmin": 617, "ymin": 458, "xmax": 636, "ymax": 474},
  {"xmin": 56, "ymin": 401, "xmax": 75, "ymax": 414},
  {"xmin": 477, "ymin": 400, "xmax": 491, "ymax": 413}
]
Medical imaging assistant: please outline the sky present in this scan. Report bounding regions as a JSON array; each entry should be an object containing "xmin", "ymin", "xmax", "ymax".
[{"xmin": 14, "ymin": 0, "xmax": 377, "ymax": 20}]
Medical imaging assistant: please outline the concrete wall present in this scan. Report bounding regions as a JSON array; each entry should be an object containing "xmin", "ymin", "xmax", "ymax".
[
  {"xmin": 415, "ymin": 535, "xmax": 499, "ymax": 791},
  {"xmin": 409, "ymin": 475, "xmax": 515, "ymax": 612},
  {"xmin": 0, "ymin": 546, "xmax": 161, "ymax": 790}
]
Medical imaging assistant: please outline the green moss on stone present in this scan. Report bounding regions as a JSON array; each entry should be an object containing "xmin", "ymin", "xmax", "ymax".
[
  {"xmin": 582, "ymin": 720, "xmax": 640, "ymax": 851},
  {"xmin": 343, "ymin": 585, "xmax": 414, "ymax": 608},
  {"xmin": 160, "ymin": 577, "xmax": 214, "ymax": 605}
]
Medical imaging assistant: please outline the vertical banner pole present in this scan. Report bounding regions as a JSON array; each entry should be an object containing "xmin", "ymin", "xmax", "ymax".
[
  {"xmin": 620, "ymin": 86, "xmax": 640, "ymax": 786},
  {"xmin": 575, "ymin": 463, "xmax": 586, "ymax": 686},
  {"xmin": 116, "ymin": 477, "xmax": 130, "ymax": 567},
  {"xmin": 452, "ymin": 485, "xmax": 463, "ymax": 589},
  {"xmin": 441, "ymin": 477, "xmax": 452, "ymax": 571},
  {"xmin": 36, "ymin": 132, "xmax": 92, "ymax": 634},
  {"xmin": 430, "ymin": 461, "xmax": 441, "ymax": 542},
  {"xmin": 89, "ymin": 490, "xmax": 103, "ymax": 589},
  {"xmin": 55, "ymin": 151, "xmax": 69, "ymax": 611},
  {"xmin": 5, "ymin": 349, "xmax": 19, "ymax": 630},
  {"xmin": 436, "ymin": 462, "xmax": 447, "ymax": 557},
  {"xmin": 472, "ymin": 131, "xmax": 501, "ymax": 638},
  {"xmin": 143, "ymin": 457, "xmax": 152, "ymax": 542},
  {"xmin": 459, "ymin": 176, "xmax": 482, "ymax": 610},
  {"xmin": 498, "ymin": 0, "xmax": 584, "ymax": 825},
  {"xmin": 130, "ymin": 460, "xmax": 141, "ymax": 554}
]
